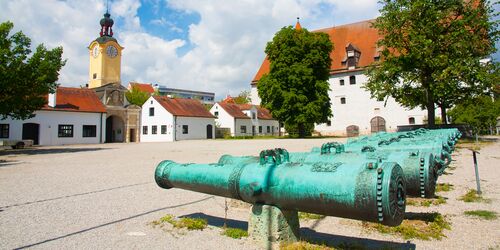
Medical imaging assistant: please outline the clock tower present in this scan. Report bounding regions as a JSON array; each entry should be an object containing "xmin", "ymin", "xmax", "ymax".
[{"xmin": 88, "ymin": 11, "xmax": 123, "ymax": 89}]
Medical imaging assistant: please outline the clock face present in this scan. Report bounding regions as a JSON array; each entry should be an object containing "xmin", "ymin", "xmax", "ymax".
[
  {"xmin": 92, "ymin": 46, "xmax": 99, "ymax": 58},
  {"xmin": 106, "ymin": 45, "xmax": 118, "ymax": 58}
]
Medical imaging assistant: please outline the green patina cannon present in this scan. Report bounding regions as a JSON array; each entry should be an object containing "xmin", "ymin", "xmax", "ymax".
[{"xmin": 156, "ymin": 148, "xmax": 406, "ymax": 226}]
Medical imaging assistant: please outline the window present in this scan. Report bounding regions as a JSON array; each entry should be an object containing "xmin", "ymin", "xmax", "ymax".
[
  {"xmin": 326, "ymin": 120, "xmax": 332, "ymax": 126},
  {"xmin": 267, "ymin": 126, "xmax": 270, "ymax": 133},
  {"xmin": 150, "ymin": 100, "xmax": 153, "ymax": 104},
  {"xmin": 82, "ymin": 125, "xmax": 97, "ymax": 137},
  {"xmin": 259, "ymin": 126, "xmax": 262, "ymax": 133},
  {"xmin": 349, "ymin": 75, "xmax": 356, "ymax": 85},
  {"xmin": 252, "ymin": 113, "xmax": 256, "ymax": 120},
  {"xmin": 409, "ymin": 117, "xmax": 416, "ymax": 125},
  {"xmin": 93, "ymin": 73, "xmax": 97, "ymax": 79},
  {"xmin": 152, "ymin": 125, "xmax": 157, "ymax": 134},
  {"xmin": 143, "ymin": 126, "xmax": 148, "ymax": 135},
  {"xmin": 182, "ymin": 125, "xmax": 188, "ymax": 134},
  {"xmin": 161, "ymin": 125, "xmax": 167, "ymax": 134},
  {"xmin": 149, "ymin": 107, "xmax": 155, "ymax": 116},
  {"xmin": 340, "ymin": 97, "xmax": 346, "ymax": 104},
  {"xmin": 0, "ymin": 124, "xmax": 9, "ymax": 138},
  {"xmin": 58, "ymin": 125, "xmax": 73, "ymax": 137},
  {"xmin": 340, "ymin": 79, "xmax": 345, "ymax": 86},
  {"xmin": 240, "ymin": 125, "xmax": 247, "ymax": 134},
  {"xmin": 214, "ymin": 111, "xmax": 219, "ymax": 117}
]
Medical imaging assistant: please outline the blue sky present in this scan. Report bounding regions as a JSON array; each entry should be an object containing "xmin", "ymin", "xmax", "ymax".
[{"xmin": 0, "ymin": 0, "xmax": 497, "ymax": 100}]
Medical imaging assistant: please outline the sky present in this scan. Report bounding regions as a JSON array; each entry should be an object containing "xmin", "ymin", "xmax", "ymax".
[{"xmin": 0, "ymin": 0, "xmax": 497, "ymax": 100}]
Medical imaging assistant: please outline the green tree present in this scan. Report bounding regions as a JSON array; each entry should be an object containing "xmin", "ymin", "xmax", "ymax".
[
  {"xmin": 365, "ymin": 0, "xmax": 498, "ymax": 127},
  {"xmin": 233, "ymin": 90, "xmax": 251, "ymax": 104},
  {"xmin": 125, "ymin": 86, "xmax": 150, "ymax": 106},
  {"xmin": 448, "ymin": 96, "xmax": 500, "ymax": 135},
  {"xmin": 257, "ymin": 26, "xmax": 333, "ymax": 137},
  {"xmin": 0, "ymin": 21, "xmax": 65, "ymax": 119}
]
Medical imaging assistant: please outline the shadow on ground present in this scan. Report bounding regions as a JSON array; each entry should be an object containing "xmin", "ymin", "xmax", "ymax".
[
  {"xmin": 180, "ymin": 213, "xmax": 416, "ymax": 250},
  {"xmin": 0, "ymin": 147, "xmax": 111, "ymax": 156}
]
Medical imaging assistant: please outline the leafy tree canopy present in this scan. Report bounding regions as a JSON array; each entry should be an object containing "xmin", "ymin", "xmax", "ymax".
[
  {"xmin": 449, "ymin": 95, "xmax": 500, "ymax": 134},
  {"xmin": 125, "ymin": 86, "xmax": 150, "ymax": 106},
  {"xmin": 0, "ymin": 21, "xmax": 66, "ymax": 120},
  {"xmin": 233, "ymin": 90, "xmax": 251, "ymax": 104},
  {"xmin": 257, "ymin": 26, "xmax": 333, "ymax": 137},
  {"xmin": 365, "ymin": 0, "xmax": 498, "ymax": 127}
]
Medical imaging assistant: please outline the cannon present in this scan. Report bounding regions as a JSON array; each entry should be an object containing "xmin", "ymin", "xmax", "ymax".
[{"xmin": 156, "ymin": 148, "xmax": 407, "ymax": 226}]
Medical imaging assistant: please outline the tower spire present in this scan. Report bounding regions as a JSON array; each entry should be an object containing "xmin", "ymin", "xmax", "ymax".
[{"xmin": 295, "ymin": 17, "xmax": 302, "ymax": 30}]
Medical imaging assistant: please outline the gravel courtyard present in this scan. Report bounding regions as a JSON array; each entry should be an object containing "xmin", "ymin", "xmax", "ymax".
[{"xmin": 0, "ymin": 138, "xmax": 499, "ymax": 250}]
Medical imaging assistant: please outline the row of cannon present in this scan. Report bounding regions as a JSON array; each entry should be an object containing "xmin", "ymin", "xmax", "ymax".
[{"xmin": 155, "ymin": 128, "xmax": 461, "ymax": 227}]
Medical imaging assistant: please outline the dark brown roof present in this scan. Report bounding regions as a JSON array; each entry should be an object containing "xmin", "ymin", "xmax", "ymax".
[
  {"xmin": 252, "ymin": 19, "xmax": 380, "ymax": 84},
  {"xmin": 129, "ymin": 82, "xmax": 155, "ymax": 94},
  {"xmin": 217, "ymin": 102, "xmax": 250, "ymax": 119},
  {"xmin": 42, "ymin": 87, "xmax": 106, "ymax": 113},
  {"xmin": 154, "ymin": 96, "xmax": 215, "ymax": 118}
]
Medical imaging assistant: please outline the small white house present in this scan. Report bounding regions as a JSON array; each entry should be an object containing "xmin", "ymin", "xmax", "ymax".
[
  {"xmin": 141, "ymin": 96, "xmax": 215, "ymax": 142},
  {"xmin": 0, "ymin": 87, "xmax": 107, "ymax": 146},
  {"xmin": 210, "ymin": 102, "xmax": 279, "ymax": 136}
]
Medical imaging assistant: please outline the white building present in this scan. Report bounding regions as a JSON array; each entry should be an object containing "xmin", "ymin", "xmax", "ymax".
[
  {"xmin": 251, "ymin": 20, "xmax": 428, "ymax": 137},
  {"xmin": 0, "ymin": 87, "xmax": 107, "ymax": 145},
  {"xmin": 141, "ymin": 96, "xmax": 215, "ymax": 142},
  {"xmin": 210, "ymin": 101, "xmax": 279, "ymax": 136}
]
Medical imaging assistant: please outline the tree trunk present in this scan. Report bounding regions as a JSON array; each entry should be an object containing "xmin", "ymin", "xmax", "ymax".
[
  {"xmin": 298, "ymin": 123, "xmax": 306, "ymax": 138},
  {"xmin": 425, "ymin": 84, "xmax": 435, "ymax": 129},
  {"xmin": 440, "ymin": 105, "xmax": 448, "ymax": 125}
]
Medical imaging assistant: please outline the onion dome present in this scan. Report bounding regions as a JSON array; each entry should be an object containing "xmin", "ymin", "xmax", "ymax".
[{"xmin": 99, "ymin": 11, "xmax": 114, "ymax": 37}]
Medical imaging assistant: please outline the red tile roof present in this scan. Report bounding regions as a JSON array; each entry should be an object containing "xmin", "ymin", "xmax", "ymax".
[
  {"xmin": 154, "ymin": 96, "xmax": 215, "ymax": 118},
  {"xmin": 218, "ymin": 102, "xmax": 250, "ymax": 119},
  {"xmin": 129, "ymin": 82, "xmax": 155, "ymax": 94},
  {"xmin": 42, "ymin": 87, "xmax": 106, "ymax": 113},
  {"xmin": 237, "ymin": 104, "xmax": 274, "ymax": 120},
  {"xmin": 252, "ymin": 19, "xmax": 380, "ymax": 84}
]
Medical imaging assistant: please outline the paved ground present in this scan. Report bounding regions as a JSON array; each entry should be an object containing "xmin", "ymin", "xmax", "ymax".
[{"xmin": 0, "ymin": 138, "xmax": 499, "ymax": 249}]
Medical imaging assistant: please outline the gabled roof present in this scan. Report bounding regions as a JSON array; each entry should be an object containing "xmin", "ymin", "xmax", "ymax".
[
  {"xmin": 252, "ymin": 19, "xmax": 381, "ymax": 84},
  {"xmin": 129, "ymin": 82, "xmax": 155, "ymax": 94},
  {"xmin": 42, "ymin": 87, "xmax": 106, "ymax": 113},
  {"xmin": 154, "ymin": 96, "xmax": 215, "ymax": 118},
  {"xmin": 217, "ymin": 102, "xmax": 250, "ymax": 119},
  {"xmin": 217, "ymin": 102, "xmax": 275, "ymax": 120}
]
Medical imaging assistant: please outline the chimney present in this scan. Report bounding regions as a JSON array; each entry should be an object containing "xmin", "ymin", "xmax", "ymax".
[{"xmin": 48, "ymin": 89, "xmax": 57, "ymax": 108}]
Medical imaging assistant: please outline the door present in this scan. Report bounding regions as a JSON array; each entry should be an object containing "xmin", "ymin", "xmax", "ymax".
[
  {"xmin": 22, "ymin": 123, "xmax": 40, "ymax": 145},
  {"xmin": 129, "ymin": 129, "xmax": 135, "ymax": 142},
  {"xmin": 370, "ymin": 116, "xmax": 386, "ymax": 133},
  {"xmin": 346, "ymin": 125, "xmax": 360, "ymax": 137},
  {"xmin": 206, "ymin": 124, "xmax": 213, "ymax": 139}
]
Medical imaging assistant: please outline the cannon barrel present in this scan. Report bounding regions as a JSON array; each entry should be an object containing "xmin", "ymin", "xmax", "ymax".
[{"xmin": 156, "ymin": 151, "xmax": 406, "ymax": 226}]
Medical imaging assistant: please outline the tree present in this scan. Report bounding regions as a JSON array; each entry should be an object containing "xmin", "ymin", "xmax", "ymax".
[
  {"xmin": 257, "ymin": 26, "xmax": 333, "ymax": 137},
  {"xmin": 125, "ymin": 86, "xmax": 150, "ymax": 106},
  {"xmin": 448, "ymin": 95, "xmax": 500, "ymax": 135},
  {"xmin": 365, "ymin": 0, "xmax": 498, "ymax": 127},
  {"xmin": 233, "ymin": 90, "xmax": 251, "ymax": 104},
  {"xmin": 0, "ymin": 21, "xmax": 65, "ymax": 120}
]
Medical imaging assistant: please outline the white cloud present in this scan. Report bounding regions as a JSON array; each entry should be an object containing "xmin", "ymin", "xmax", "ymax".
[{"xmin": 0, "ymin": 0, "xmax": 380, "ymax": 99}]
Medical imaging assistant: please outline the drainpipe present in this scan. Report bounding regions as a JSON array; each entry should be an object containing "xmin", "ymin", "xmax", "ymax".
[{"xmin": 173, "ymin": 116, "xmax": 177, "ymax": 141}]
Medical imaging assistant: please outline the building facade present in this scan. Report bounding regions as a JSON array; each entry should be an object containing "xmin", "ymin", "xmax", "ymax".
[
  {"xmin": 251, "ymin": 20, "xmax": 429, "ymax": 136},
  {"xmin": 88, "ymin": 11, "xmax": 141, "ymax": 143},
  {"xmin": 156, "ymin": 85, "xmax": 215, "ymax": 104},
  {"xmin": 141, "ymin": 96, "xmax": 215, "ymax": 142},
  {"xmin": 0, "ymin": 87, "xmax": 106, "ymax": 146}
]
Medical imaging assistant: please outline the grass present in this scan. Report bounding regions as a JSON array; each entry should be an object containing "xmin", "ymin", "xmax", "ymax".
[
  {"xmin": 364, "ymin": 212, "xmax": 451, "ymax": 240},
  {"xmin": 455, "ymin": 138, "xmax": 494, "ymax": 151},
  {"xmin": 221, "ymin": 227, "xmax": 248, "ymax": 239},
  {"xmin": 459, "ymin": 189, "xmax": 490, "ymax": 203},
  {"xmin": 436, "ymin": 183, "xmax": 454, "ymax": 192},
  {"xmin": 464, "ymin": 210, "xmax": 498, "ymax": 220},
  {"xmin": 151, "ymin": 214, "xmax": 208, "ymax": 230},
  {"xmin": 299, "ymin": 212, "xmax": 326, "ymax": 220},
  {"xmin": 406, "ymin": 196, "xmax": 446, "ymax": 207},
  {"xmin": 280, "ymin": 241, "xmax": 335, "ymax": 250}
]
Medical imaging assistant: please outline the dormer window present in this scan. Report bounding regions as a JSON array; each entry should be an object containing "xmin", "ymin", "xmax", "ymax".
[{"xmin": 345, "ymin": 43, "xmax": 361, "ymax": 69}]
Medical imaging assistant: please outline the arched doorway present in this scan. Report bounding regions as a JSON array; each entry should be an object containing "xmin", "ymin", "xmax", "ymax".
[
  {"xmin": 22, "ymin": 123, "xmax": 40, "ymax": 145},
  {"xmin": 370, "ymin": 116, "xmax": 386, "ymax": 133},
  {"xmin": 105, "ymin": 115, "xmax": 124, "ymax": 143},
  {"xmin": 206, "ymin": 124, "xmax": 213, "ymax": 139},
  {"xmin": 346, "ymin": 125, "xmax": 360, "ymax": 137}
]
